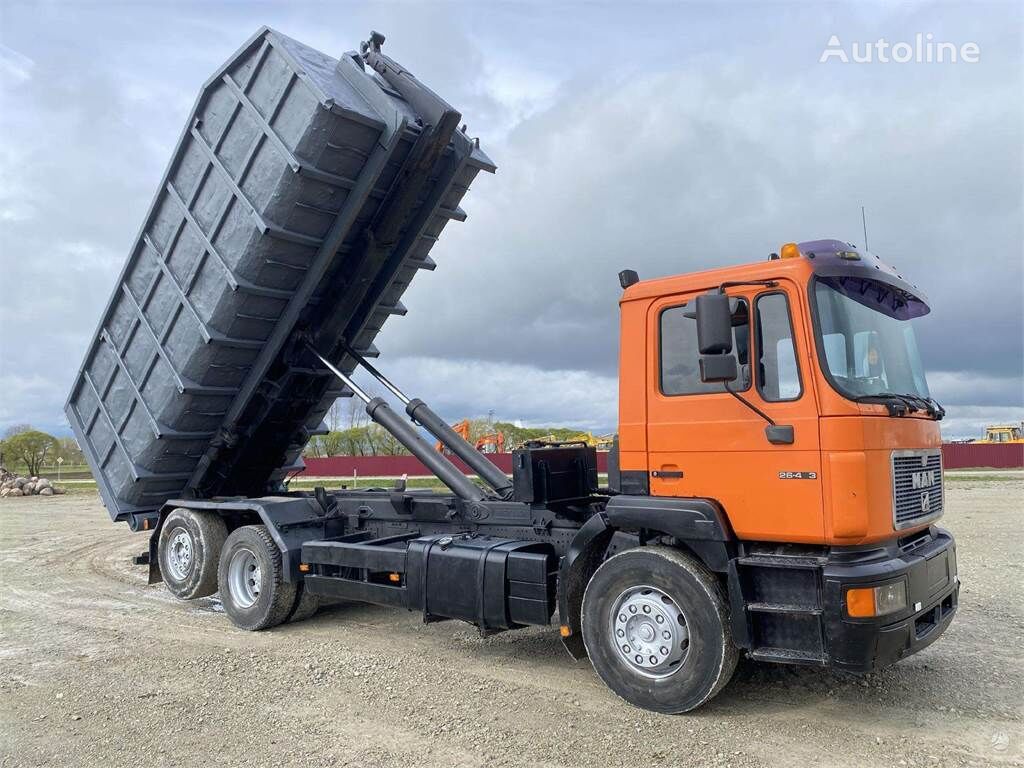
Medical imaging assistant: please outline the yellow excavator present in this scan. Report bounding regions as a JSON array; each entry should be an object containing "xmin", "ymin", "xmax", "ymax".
[
  {"xmin": 569, "ymin": 432, "xmax": 616, "ymax": 450},
  {"xmin": 974, "ymin": 423, "xmax": 1024, "ymax": 443}
]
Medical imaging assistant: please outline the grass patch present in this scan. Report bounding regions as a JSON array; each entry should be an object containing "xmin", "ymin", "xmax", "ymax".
[{"xmin": 1, "ymin": 464, "xmax": 93, "ymax": 480}]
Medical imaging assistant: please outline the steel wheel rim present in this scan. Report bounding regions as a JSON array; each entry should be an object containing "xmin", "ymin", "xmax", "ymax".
[
  {"xmin": 165, "ymin": 527, "xmax": 194, "ymax": 582},
  {"xmin": 609, "ymin": 584, "xmax": 689, "ymax": 678},
  {"xmin": 227, "ymin": 548, "xmax": 262, "ymax": 609}
]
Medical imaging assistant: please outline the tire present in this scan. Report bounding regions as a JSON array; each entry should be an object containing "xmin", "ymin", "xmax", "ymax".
[
  {"xmin": 581, "ymin": 546, "xmax": 739, "ymax": 714},
  {"xmin": 217, "ymin": 525, "xmax": 297, "ymax": 631},
  {"xmin": 158, "ymin": 508, "xmax": 227, "ymax": 600},
  {"xmin": 286, "ymin": 583, "xmax": 320, "ymax": 624}
]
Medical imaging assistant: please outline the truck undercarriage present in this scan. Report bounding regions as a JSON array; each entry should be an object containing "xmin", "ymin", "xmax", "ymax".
[
  {"xmin": 149, "ymin": 481, "xmax": 958, "ymax": 665},
  {"xmin": 142, "ymin": 464, "xmax": 957, "ymax": 712}
]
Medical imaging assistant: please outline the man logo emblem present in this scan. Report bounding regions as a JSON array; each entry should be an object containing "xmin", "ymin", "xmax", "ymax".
[
  {"xmin": 911, "ymin": 470, "xmax": 936, "ymax": 489},
  {"xmin": 920, "ymin": 492, "xmax": 931, "ymax": 513}
]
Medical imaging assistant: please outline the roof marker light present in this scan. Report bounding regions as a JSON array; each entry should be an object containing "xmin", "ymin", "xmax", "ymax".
[{"xmin": 780, "ymin": 243, "xmax": 801, "ymax": 259}]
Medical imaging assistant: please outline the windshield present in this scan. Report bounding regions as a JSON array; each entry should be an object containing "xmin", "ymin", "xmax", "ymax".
[{"xmin": 813, "ymin": 279, "xmax": 930, "ymax": 400}]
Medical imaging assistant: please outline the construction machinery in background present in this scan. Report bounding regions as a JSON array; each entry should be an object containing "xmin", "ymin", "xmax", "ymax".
[
  {"xmin": 434, "ymin": 419, "xmax": 472, "ymax": 454},
  {"xmin": 433, "ymin": 419, "xmax": 506, "ymax": 454},
  {"xmin": 67, "ymin": 27, "xmax": 958, "ymax": 714},
  {"xmin": 569, "ymin": 432, "xmax": 616, "ymax": 449},
  {"xmin": 973, "ymin": 423, "xmax": 1024, "ymax": 443},
  {"xmin": 473, "ymin": 431, "xmax": 506, "ymax": 453}
]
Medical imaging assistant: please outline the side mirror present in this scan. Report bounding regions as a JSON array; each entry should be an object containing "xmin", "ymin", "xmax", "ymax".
[
  {"xmin": 695, "ymin": 293, "xmax": 733, "ymax": 355},
  {"xmin": 765, "ymin": 425, "xmax": 795, "ymax": 445},
  {"xmin": 696, "ymin": 292, "xmax": 737, "ymax": 383}
]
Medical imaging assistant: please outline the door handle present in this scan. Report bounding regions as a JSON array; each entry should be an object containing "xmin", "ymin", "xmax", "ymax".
[{"xmin": 651, "ymin": 470, "xmax": 684, "ymax": 479}]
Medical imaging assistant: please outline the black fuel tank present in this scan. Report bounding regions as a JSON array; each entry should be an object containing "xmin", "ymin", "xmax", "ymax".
[{"xmin": 405, "ymin": 534, "xmax": 556, "ymax": 632}]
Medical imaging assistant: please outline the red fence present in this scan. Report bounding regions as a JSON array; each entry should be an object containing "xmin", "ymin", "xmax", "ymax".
[
  {"xmin": 941, "ymin": 443, "xmax": 1024, "ymax": 470},
  {"xmin": 304, "ymin": 452, "xmax": 610, "ymax": 478}
]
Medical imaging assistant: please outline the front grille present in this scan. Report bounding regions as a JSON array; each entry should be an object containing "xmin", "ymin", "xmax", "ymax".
[{"xmin": 892, "ymin": 450, "xmax": 944, "ymax": 529}]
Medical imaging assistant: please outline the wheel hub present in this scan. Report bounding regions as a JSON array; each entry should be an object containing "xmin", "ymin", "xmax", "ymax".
[
  {"xmin": 165, "ymin": 528, "xmax": 194, "ymax": 581},
  {"xmin": 610, "ymin": 585, "xmax": 689, "ymax": 678},
  {"xmin": 226, "ymin": 548, "xmax": 262, "ymax": 609}
]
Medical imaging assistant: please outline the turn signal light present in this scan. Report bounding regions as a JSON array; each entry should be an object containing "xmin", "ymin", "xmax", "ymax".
[
  {"xmin": 388, "ymin": 572, "xmax": 401, "ymax": 583},
  {"xmin": 559, "ymin": 625, "xmax": 572, "ymax": 638},
  {"xmin": 779, "ymin": 242, "xmax": 801, "ymax": 259},
  {"xmin": 298, "ymin": 563, "xmax": 311, "ymax": 573},
  {"xmin": 846, "ymin": 582, "xmax": 907, "ymax": 617}
]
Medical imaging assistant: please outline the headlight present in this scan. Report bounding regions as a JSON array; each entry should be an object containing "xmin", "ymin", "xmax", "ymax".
[{"xmin": 846, "ymin": 581, "xmax": 908, "ymax": 618}]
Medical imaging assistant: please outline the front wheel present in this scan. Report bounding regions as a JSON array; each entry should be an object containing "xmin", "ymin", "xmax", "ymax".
[
  {"xmin": 217, "ymin": 525, "xmax": 297, "ymax": 631},
  {"xmin": 581, "ymin": 546, "xmax": 739, "ymax": 713}
]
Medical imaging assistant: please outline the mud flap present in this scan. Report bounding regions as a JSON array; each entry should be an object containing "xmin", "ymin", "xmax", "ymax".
[
  {"xmin": 146, "ymin": 528, "xmax": 163, "ymax": 585},
  {"xmin": 557, "ymin": 512, "xmax": 614, "ymax": 659}
]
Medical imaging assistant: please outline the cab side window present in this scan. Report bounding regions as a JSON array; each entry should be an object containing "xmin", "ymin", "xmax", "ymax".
[
  {"xmin": 755, "ymin": 292, "xmax": 801, "ymax": 401},
  {"xmin": 660, "ymin": 300, "xmax": 750, "ymax": 395}
]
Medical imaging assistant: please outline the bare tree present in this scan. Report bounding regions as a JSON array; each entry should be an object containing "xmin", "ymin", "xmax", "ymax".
[
  {"xmin": 3, "ymin": 424, "xmax": 32, "ymax": 440},
  {"xmin": 345, "ymin": 396, "xmax": 367, "ymax": 429},
  {"xmin": 326, "ymin": 399, "xmax": 343, "ymax": 432}
]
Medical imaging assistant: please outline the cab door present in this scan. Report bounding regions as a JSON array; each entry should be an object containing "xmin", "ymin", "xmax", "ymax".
[{"xmin": 645, "ymin": 281, "xmax": 823, "ymax": 543}]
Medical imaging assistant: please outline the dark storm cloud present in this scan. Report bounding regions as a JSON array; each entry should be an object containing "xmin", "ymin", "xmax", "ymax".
[
  {"xmin": 0, "ymin": 1, "xmax": 1020, "ymax": 441},
  {"xmin": 389, "ymin": 58, "xmax": 1023, "ymax": 384}
]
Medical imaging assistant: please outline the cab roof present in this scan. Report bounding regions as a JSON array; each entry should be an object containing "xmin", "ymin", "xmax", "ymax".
[{"xmin": 620, "ymin": 239, "xmax": 930, "ymax": 319}]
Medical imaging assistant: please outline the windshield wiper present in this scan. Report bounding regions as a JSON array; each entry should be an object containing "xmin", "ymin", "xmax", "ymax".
[
  {"xmin": 854, "ymin": 392, "xmax": 917, "ymax": 416},
  {"xmin": 854, "ymin": 392, "xmax": 944, "ymax": 420},
  {"xmin": 922, "ymin": 396, "xmax": 946, "ymax": 420},
  {"xmin": 890, "ymin": 392, "xmax": 945, "ymax": 420}
]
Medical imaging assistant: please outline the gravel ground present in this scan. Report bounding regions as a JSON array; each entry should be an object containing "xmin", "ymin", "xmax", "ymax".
[{"xmin": 1, "ymin": 478, "xmax": 1021, "ymax": 767}]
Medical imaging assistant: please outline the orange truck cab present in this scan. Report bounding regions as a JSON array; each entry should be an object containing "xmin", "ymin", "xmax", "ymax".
[{"xmin": 608, "ymin": 239, "xmax": 958, "ymax": 672}]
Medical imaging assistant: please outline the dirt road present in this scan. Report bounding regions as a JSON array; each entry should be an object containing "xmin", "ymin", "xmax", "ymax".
[{"xmin": 1, "ymin": 479, "xmax": 1021, "ymax": 767}]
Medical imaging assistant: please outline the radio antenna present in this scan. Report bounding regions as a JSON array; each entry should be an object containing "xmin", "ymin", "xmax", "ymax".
[{"xmin": 861, "ymin": 206, "xmax": 869, "ymax": 251}]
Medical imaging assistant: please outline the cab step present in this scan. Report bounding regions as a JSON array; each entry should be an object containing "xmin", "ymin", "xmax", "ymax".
[
  {"xmin": 736, "ymin": 554, "xmax": 827, "ymax": 569},
  {"xmin": 729, "ymin": 551, "xmax": 828, "ymax": 665},
  {"xmin": 748, "ymin": 647, "xmax": 827, "ymax": 665},
  {"xmin": 746, "ymin": 601, "xmax": 822, "ymax": 616}
]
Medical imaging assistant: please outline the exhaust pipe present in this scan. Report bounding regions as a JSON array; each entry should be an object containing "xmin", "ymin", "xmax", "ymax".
[
  {"xmin": 308, "ymin": 347, "xmax": 486, "ymax": 502},
  {"xmin": 341, "ymin": 346, "xmax": 514, "ymax": 498}
]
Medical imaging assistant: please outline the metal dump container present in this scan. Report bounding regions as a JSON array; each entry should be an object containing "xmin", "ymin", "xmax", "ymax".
[{"xmin": 65, "ymin": 27, "xmax": 493, "ymax": 528}]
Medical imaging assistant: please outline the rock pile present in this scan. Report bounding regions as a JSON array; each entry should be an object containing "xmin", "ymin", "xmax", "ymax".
[{"xmin": 0, "ymin": 467, "xmax": 66, "ymax": 498}]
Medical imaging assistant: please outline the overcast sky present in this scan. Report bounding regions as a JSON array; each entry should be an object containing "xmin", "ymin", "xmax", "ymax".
[{"xmin": 1, "ymin": 1, "xmax": 1021, "ymax": 440}]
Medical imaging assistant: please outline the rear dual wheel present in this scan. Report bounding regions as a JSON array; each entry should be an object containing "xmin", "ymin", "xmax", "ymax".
[
  {"xmin": 158, "ymin": 508, "xmax": 227, "ymax": 600},
  {"xmin": 158, "ymin": 512, "xmax": 318, "ymax": 629},
  {"xmin": 217, "ymin": 525, "xmax": 319, "ymax": 631},
  {"xmin": 581, "ymin": 546, "xmax": 739, "ymax": 713}
]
